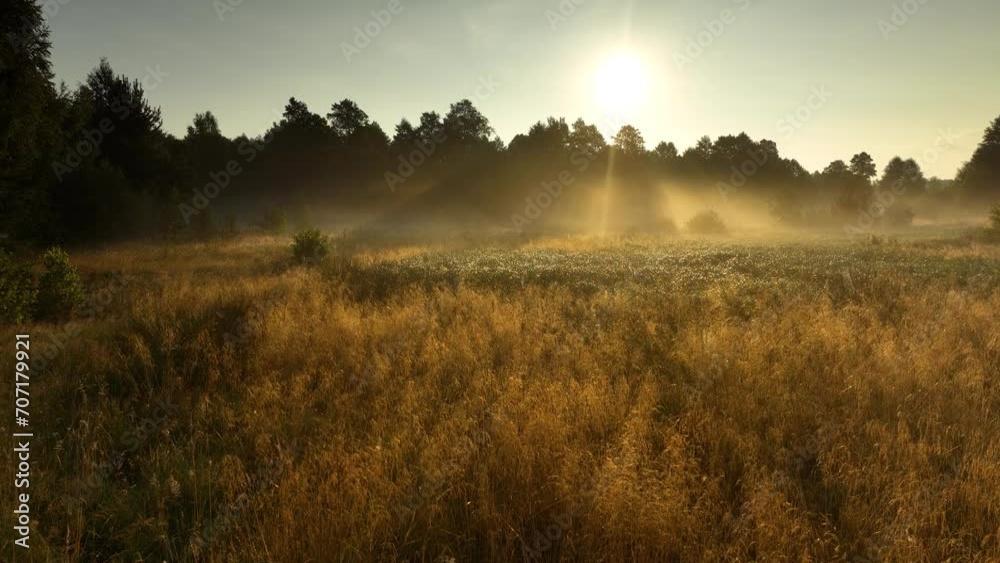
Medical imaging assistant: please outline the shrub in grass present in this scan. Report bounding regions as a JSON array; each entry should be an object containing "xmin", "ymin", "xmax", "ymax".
[
  {"xmin": 0, "ymin": 251, "xmax": 36, "ymax": 324},
  {"xmin": 686, "ymin": 210, "xmax": 727, "ymax": 235},
  {"xmin": 36, "ymin": 247, "xmax": 86, "ymax": 321},
  {"xmin": 292, "ymin": 229, "xmax": 330, "ymax": 266}
]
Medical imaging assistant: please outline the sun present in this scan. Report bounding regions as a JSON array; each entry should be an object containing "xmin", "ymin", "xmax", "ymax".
[{"xmin": 593, "ymin": 51, "xmax": 650, "ymax": 114}]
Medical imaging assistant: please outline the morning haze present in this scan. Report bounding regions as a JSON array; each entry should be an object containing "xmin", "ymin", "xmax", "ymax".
[
  {"xmin": 3, "ymin": 0, "xmax": 1000, "ymax": 560},
  {"xmin": 44, "ymin": 0, "xmax": 1000, "ymax": 177}
]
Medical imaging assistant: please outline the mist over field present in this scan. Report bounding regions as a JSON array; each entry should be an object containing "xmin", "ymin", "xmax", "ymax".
[{"xmin": 3, "ymin": 0, "xmax": 1000, "ymax": 561}]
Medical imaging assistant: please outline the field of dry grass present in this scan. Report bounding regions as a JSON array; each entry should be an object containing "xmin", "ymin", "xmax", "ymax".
[{"xmin": 2, "ymin": 232, "xmax": 999, "ymax": 562}]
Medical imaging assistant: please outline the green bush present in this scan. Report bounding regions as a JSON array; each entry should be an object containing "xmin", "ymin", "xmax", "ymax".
[
  {"xmin": 0, "ymin": 251, "xmax": 37, "ymax": 324},
  {"xmin": 990, "ymin": 203, "xmax": 1000, "ymax": 231},
  {"xmin": 686, "ymin": 210, "xmax": 727, "ymax": 235},
  {"xmin": 292, "ymin": 229, "xmax": 331, "ymax": 266},
  {"xmin": 36, "ymin": 247, "xmax": 85, "ymax": 321}
]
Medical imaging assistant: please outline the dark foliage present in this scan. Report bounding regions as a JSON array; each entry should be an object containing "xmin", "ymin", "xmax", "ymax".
[{"xmin": 1, "ymin": 4, "xmax": 997, "ymax": 245}]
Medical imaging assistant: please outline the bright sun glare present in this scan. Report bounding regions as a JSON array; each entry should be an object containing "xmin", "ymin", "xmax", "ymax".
[{"xmin": 593, "ymin": 51, "xmax": 650, "ymax": 114}]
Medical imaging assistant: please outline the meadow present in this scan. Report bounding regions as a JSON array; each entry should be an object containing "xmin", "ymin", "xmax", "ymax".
[{"xmin": 2, "ymin": 230, "xmax": 999, "ymax": 562}]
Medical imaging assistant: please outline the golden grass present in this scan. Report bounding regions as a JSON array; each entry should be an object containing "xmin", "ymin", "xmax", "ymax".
[{"xmin": 1, "ymin": 233, "xmax": 998, "ymax": 562}]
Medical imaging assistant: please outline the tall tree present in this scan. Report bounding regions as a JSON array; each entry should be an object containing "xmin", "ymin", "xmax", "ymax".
[
  {"xmin": 327, "ymin": 99, "xmax": 370, "ymax": 139},
  {"xmin": 879, "ymin": 157, "xmax": 926, "ymax": 195},
  {"xmin": 824, "ymin": 160, "xmax": 871, "ymax": 214},
  {"xmin": 823, "ymin": 160, "xmax": 851, "ymax": 178},
  {"xmin": 567, "ymin": 118, "xmax": 606, "ymax": 158},
  {"xmin": 849, "ymin": 152, "xmax": 877, "ymax": 183},
  {"xmin": 186, "ymin": 111, "xmax": 222, "ymax": 138},
  {"xmin": 0, "ymin": 0, "xmax": 61, "ymax": 240},
  {"xmin": 83, "ymin": 58, "xmax": 166, "ymax": 185},
  {"xmin": 612, "ymin": 125, "xmax": 645, "ymax": 157},
  {"xmin": 955, "ymin": 116, "xmax": 1000, "ymax": 202},
  {"xmin": 508, "ymin": 117, "xmax": 569, "ymax": 156},
  {"xmin": 278, "ymin": 97, "xmax": 328, "ymax": 134},
  {"xmin": 416, "ymin": 111, "xmax": 445, "ymax": 144},
  {"xmin": 391, "ymin": 118, "xmax": 419, "ymax": 151},
  {"xmin": 654, "ymin": 141, "xmax": 679, "ymax": 163},
  {"xmin": 693, "ymin": 136, "xmax": 713, "ymax": 160},
  {"xmin": 182, "ymin": 110, "xmax": 233, "ymax": 184},
  {"xmin": 443, "ymin": 99, "xmax": 494, "ymax": 148}
]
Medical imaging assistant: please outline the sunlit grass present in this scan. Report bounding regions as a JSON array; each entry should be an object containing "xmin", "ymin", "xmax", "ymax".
[{"xmin": 1, "ymin": 232, "xmax": 998, "ymax": 561}]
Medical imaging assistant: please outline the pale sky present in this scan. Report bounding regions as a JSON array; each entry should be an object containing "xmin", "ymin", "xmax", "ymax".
[{"xmin": 46, "ymin": 0, "xmax": 1000, "ymax": 178}]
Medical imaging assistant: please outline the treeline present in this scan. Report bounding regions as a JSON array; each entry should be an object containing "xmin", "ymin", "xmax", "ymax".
[{"xmin": 3, "ymin": 0, "xmax": 999, "ymax": 244}]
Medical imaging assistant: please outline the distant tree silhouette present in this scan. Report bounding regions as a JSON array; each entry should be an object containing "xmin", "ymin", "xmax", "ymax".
[
  {"xmin": 693, "ymin": 136, "xmax": 713, "ymax": 160},
  {"xmin": 187, "ymin": 111, "xmax": 222, "ymax": 138},
  {"xmin": 5, "ymin": 5, "xmax": 1000, "ymax": 246},
  {"xmin": 278, "ymin": 98, "xmax": 328, "ymax": 137},
  {"xmin": 78, "ymin": 58, "xmax": 172, "ymax": 194},
  {"xmin": 879, "ymin": 157, "xmax": 926, "ymax": 195},
  {"xmin": 181, "ymin": 111, "xmax": 234, "ymax": 191},
  {"xmin": 710, "ymin": 133, "xmax": 755, "ymax": 169},
  {"xmin": 613, "ymin": 125, "xmax": 645, "ymax": 157},
  {"xmin": 416, "ymin": 111, "xmax": 445, "ymax": 145},
  {"xmin": 509, "ymin": 117, "xmax": 570, "ymax": 157},
  {"xmin": 654, "ymin": 141, "xmax": 679, "ymax": 164},
  {"xmin": 823, "ymin": 160, "xmax": 850, "ymax": 178},
  {"xmin": 327, "ymin": 99, "xmax": 370, "ymax": 138},
  {"xmin": 391, "ymin": 119, "xmax": 419, "ymax": 151},
  {"xmin": 849, "ymin": 152, "xmax": 877, "ymax": 183},
  {"xmin": 567, "ymin": 118, "xmax": 606, "ymax": 158},
  {"xmin": 824, "ymin": 160, "xmax": 872, "ymax": 215},
  {"xmin": 955, "ymin": 115, "xmax": 1000, "ymax": 202},
  {"xmin": 443, "ymin": 99, "xmax": 495, "ymax": 151},
  {"xmin": 85, "ymin": 57, "xmax": 163, "ymax": 137}
]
